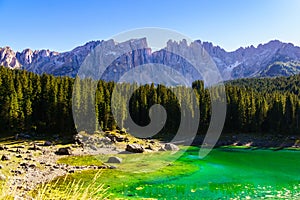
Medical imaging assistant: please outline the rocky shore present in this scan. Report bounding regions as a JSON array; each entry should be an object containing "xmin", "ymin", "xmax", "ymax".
[
  {"xmin": 0, "ymin": 131, "xmax": 177, "ymax": 199},
  {"xmin": 190, "ymin": 134, "xmax": 300, "ymax": 149},
  {"xmin": 1, "ymin": 131, "xmax": 300, "ymax": 199}
]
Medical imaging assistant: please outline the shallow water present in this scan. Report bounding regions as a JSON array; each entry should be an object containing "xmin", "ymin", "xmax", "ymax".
[{"xmin": 111, "ymin": 148, "xmax": 300, "ymax": 199}]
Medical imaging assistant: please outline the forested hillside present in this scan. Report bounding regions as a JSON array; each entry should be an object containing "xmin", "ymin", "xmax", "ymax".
[
  {"xmin": 227, "ymin": 75, "xmax": 300, "ymax": 95},
  {"xmin": 0, "ymin": 66, "xmax": 300, "ymax": 138}
]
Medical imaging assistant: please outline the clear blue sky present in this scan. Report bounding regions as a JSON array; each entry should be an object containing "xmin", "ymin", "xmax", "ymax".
[{"xmin": 1, "ymin": 0, "xmax": 299, "ymax": 52}]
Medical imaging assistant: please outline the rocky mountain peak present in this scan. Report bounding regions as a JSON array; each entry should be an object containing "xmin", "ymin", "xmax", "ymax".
[
  {"xmin": 1, "ymin": 39, "xmax": 300, "ymax": 81},
  {"xmin": 0, "ymin": 46, "xmax": 21, "ymax": 69}
]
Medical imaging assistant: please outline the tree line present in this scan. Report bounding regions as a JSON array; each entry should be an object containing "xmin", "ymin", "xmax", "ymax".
[{"xmin": 0, "ymin": 66, "xmax": 300, "ymax": 138}]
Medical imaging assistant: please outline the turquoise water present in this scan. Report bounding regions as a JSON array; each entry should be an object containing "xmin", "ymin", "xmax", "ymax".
[{"xmin": 115, "ymin": 148, "xmax": 300, "ymax": 199}]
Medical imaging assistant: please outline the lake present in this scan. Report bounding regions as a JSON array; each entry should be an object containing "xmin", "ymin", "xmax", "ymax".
[{"xmin": 99, "ymin": 147, "xmax": 300, "ymax": 199}]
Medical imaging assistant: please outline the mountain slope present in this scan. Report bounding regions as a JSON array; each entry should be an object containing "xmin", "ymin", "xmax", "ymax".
[
  {"xmin": 1, "ymin": 39, "xmax": 300, "ymax": 81},
  {"xmin": 258, "ymin": 61, "xmax": 300, "ymax": 77}
]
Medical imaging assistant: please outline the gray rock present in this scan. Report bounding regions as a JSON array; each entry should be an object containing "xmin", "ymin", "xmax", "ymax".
[
  {"xmin": 11, "ymin": 170, "xmax": 22, "ymax": 175},
  {"xmin": 55, "ymin": 147, "xmax": 72, "ymax": 155},
  {"xmin": 28, "ymin": 144, "xmax": 41, "ymax": 151},
  {"xmin": 53, "ymin": 165, "xmax": 60, "ymax": 169},
  {"xmin": 145, "ymin": 145, "xmax": 154, "ymax": 150},
  {"xmin": 158, "ymin": 147, "xmax": 167, "ymax": 151},
  {"xmin": 20, "ymin": 163, "xmax": 29, "ymax": 169},
  {"xmin": 126, "ymin": 144, "xmax": 144, "ymax": 153},
  {"xmin": 107, "ymin": 156, "xmax": 122, "ymax": 163},
  {"xmin": 1, "ymin": 154, "xmax": 10, "ymax": 161},
  {"xmin": 18, "ymin": 133, "xmax": 32, "ymax": 139},
  {"xmin": 29, "ymin": 164, "xmax": 36, "ymax": 168},
  {"xmin": 100, "ymin": 137, "xmax": 112, "ymax": 144},
  {"xmin": 88, "ymin": 145, "xmax": 98, "ymax": 151},
  {"xmin": 0, "ymin": 145, "xmax": 7, "ymax": 150},
  {"xmin": 0, "ymin": 174, "xmax": 6, "ymax": 181},
  {"xmin": 98, "ymin": 165, "xmax": 108, "ymax": 169},
  {"xmin": 12, "ymin": 145, "xmax": 25, "ymax": 149},
  {"xmin": 164, "ymin": 143, "xmax": 179, "ymax": 151},
  {"xmin": 43, "ymin": 141, "xmax": 52, "ymax": 146},
  {"xmin": 73, "ymin": 134, "xmax": 84, "ymax": 145}
]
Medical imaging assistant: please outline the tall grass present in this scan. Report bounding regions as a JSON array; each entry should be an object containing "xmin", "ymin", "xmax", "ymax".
[
  {"xmin": 0, "ymin": 180, "xmax": 17, "ymax": 200},
  {"xmin": 33, "ymin": 171, "xmax": 109, "ymax": 200},
  {"xmin": 0, "ymin": 171, "xmax": 109, "ymax": 200}
]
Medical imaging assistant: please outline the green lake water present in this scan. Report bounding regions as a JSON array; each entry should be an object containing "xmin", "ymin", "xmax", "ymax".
[
  {"xmin": 103, "ymin": 147, "xmax": 300, "ymax": 199},
  {"xmin": 57, "ymin": 147, "xmax": 300, "ymax": 199}
]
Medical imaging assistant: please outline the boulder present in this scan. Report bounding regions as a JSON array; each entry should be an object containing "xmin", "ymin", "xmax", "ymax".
[
  {"xmin": 43, "ymin": 141, "xmax": 52, "ymax": 146},
  {"xmin": 18, "ymin": 133, "xmax": 32, "ymax": 139},
  {"xmin": 107, "ymin": 156, "xmax": 122, "ymax": 163},
  {"xmin": 0, "ymin": 174, "xmax": 6, "ymax": 181},
  {"xmin": 88, "ymin": 145, "xmax": 98, "ymax": 151},
  {"xmin": 1, "ymin": 154, "xmax": 10, "ymax": 161},
  {"xmin": 164, "ymin": 143, "xmax": 179, "ymax": 151},
  {"xmin": 55, "ymin": 147, "xmax": 72, "ymax": 155},
  {"xmin": 28, "ymin": 144, "xmax": 41, "ymax": 151},
  {"xmin": 158, "ymin": 147, "xmax": 167, "ymax": 151},
  {"xmin": 12, "ymin": 145, "xmax": 25, "ymax": 149},
  {"xmin": 29, "ymin": 164, "xmax": 36, "ymax": 168},
  {"xmin": 99, "ymin": 137, "xmax": 112, "ymax": 144},
  {"xmin": 11, "ymin": 170, "xmax": 22, "ymax": 175},
  {"xmin": 120, "ymin": 130, "xmax": 126, "ymax": 134},
  {"xmin": 126, "ymin": 144, "xmax": 144, "ymax": 153},
  {"xmin": 0, "ymin": 145, "xmax": 7, "ymax": 150},
  {"xmin": 16, "ymin": 154, "xmax": 22, "ymax": 158},
  {"xmin": 20, "ymin": 163, "xmax": 29, "ymax": 169},
  {"xmin": 73, "ymin": 134, "xmax": 84, "ymax": 145}
]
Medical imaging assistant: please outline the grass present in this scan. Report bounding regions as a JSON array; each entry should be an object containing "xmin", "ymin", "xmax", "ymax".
[
  {"xmin": 57, "ymin": 155, "xmax": 104, "ymax": 166},
  {"xmin": 30, "ymin": 171, "xmax": 109, "ymax": 200},
  {"xmin": 0, "ymin": 180, "xmax": 16, "ymax": 200}
]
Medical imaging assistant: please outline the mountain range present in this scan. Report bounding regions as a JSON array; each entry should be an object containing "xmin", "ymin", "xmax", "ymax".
[{"xmin": 1, "ymin": 39, "xmax": 300, "ymax": 81}]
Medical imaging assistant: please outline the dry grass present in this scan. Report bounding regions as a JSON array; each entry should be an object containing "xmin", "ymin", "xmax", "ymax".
[
  {"xmin": 0, "ymin": 180, "xmax": 16, "ymax": 200},
  {"xmin": 32, "ymin": 171, "xmax": 109, "ymax": 200},
  {"xmin": 0, "ymin": 171, "xmax": 109, "ymax": 200}
]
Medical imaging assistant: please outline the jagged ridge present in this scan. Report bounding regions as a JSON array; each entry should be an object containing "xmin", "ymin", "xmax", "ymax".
[{"xmin": 1, "ymin": 39, "xmax": 300, "ymax": 81}]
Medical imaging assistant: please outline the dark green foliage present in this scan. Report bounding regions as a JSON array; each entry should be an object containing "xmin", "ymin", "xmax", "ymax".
[
  {"xmin": 0, "ymin": 66, "xmax": 76, "ymax": 136},
  {"xmin": 1, "ymin": 66, "xmax": 300, "ymax": 137}
]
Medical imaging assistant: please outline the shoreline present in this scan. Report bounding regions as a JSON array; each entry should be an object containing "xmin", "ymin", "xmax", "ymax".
[
  {"xmin": 187, "ymin": 134, "xmax": 300, "ymax": 149},
  {"xmin": 1, "ymin": 131, "xmax": 300, "ymax": 199}
]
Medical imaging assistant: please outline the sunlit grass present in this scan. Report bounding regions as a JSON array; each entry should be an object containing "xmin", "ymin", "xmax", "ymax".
[
  {"xmin": 30, "ymin": 171, "xmax": 109, "ymax": 200},
  {"xmin": 57, "ymin": 155, "xmax": 104, "ymax": 166}
]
